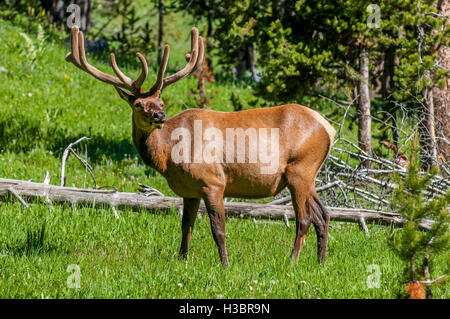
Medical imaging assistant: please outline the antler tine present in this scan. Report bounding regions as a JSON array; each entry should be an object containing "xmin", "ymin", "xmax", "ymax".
[
  {"xmin": 65, "ymin": 26, "xmax": 83, "ymax": 68},
  {"xmin": 110, "ymin": 53, "xmax": 134, "ymax": 87},
  {"xmin": 66, "ymin": 26, "xmax": 148, "ymax": 94},
  {"xmin": 133, "ymin": 53, "xmax": 149, "ymax": 90},
  {"xmin": 184, "ymin": 36, "xmax": 205, "ymax": 66},
  {"xmin": 111, "ymin": 52, "xmax": 149, "ymax": 91},
  {"xmin": 152, "ymin": 45, "xmax": 170, "ymax": 93},
  {"xmin": 152, "ymin": 27, "xmax": 200, "ymax": 92},
  {"xmin": 194, "ymin": 36, "xmax": 205, "ymax": 70}
]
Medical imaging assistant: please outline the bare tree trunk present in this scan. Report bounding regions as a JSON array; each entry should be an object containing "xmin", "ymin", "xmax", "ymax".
[
  {"xmin": 382, "ymin": 46, "xmax": 400, "ymax": 151},
  {"xmin": 422, "ymin": 255, "xmax": 433, "ymax": 299},
  {"xmin": 433, "ymin": 0, "xmax": 450, "ymax": 175},
  {"xmin": 357, "ymin": 45, "xmax": 373, "ymax": 169},
  {"xmin": 157, "ymin": 0, "xmax": 164, "ymax": 65},
  {"xmin": 419, "ymin": 79, "xmax": 438, "ymax": 170}
]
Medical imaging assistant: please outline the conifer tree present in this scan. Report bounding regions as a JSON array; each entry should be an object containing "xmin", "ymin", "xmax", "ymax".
[{"xmin": 389, "ymin": 135, "xmax": 449, "ymax": 299}]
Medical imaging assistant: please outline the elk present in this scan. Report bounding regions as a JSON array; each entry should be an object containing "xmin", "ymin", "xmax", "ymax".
[{"xmin": 66, "ymin": 26, "xmax": 336, "ymax": 266}]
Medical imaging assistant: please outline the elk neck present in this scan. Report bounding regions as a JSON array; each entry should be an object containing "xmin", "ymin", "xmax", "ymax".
[{"xmin": 131, "ymin": 115, "xmax": 171, "ymax": 175}]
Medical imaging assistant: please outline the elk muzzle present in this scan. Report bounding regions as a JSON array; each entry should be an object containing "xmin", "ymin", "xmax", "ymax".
[
  {"xmin": 152, "ymin": 110, "xmax": 166, "ymax": 128},
  {"xmin": 153, "ymin": 110, "xmax": 165, "ymax": 122}
]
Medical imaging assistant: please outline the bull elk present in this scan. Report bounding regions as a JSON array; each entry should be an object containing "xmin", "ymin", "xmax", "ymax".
[{"xmin": 65, "ymin": 26, "xmax": 336, "ymax": 266}]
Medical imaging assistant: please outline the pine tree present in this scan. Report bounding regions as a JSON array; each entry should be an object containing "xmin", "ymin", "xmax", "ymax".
[
  {"xmin": 389, "ymin": 135, "xmax": 449, "ymax": 299},
  {"xmin": 175, "ymin": 0, "xmax": 448, "ymax": 170}
]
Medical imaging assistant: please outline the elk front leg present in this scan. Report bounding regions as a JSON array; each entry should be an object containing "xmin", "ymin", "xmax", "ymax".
[
  {"xmin": 179, "ymin": 197, "xmax": 200, "ymax": 258},
  {"xmin": 203, "ymin": 189, "xmax": 229, "ymax": 266}
]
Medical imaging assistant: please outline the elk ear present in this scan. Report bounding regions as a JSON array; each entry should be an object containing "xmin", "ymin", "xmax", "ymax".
[{"xmin": 114, "ymin": 86, "xmax": 135, "ymax": 104}]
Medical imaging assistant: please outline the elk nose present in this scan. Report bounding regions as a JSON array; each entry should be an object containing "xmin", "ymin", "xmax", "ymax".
[{"xmin": 153, "ymin": 111, "xmax": 165, "ymax": 121}]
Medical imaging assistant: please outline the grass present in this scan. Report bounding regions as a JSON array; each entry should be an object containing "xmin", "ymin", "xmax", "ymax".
[
  {"xmin": 1, "ymin": 201, "xmax": 447, "ymax": 299},
  {"xmin": 0, "ymin": 12, "xmax": 448, "ymax": 299}
]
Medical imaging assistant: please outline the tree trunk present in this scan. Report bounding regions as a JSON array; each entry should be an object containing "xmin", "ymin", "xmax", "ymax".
[
  {"xmin": 206, "ymin": 8, "xmax": 214, "ymax": 70},
  {"xmin": 76, "ymin": 0, "xmax": 93, "ymax": 33},
  {"xmin": 272, "ymin": 0, "xmax": 286, "ymax": 20},
  {"xmin": 43, "ymin": 0, "xmax": 65, "ymax": 26},
  {"xmin": 157, "ymin": 0, "xmax": 164, "ymax": 65},
  {"xmin": 422, "ymin": 255, "xmax": 433, "ymax": 299},
  {"xmin": 235, "ymin": 45, "xmax": 247, "ymax": 76},
  {"xmin": 382, "ymin": 46, "xmax": 400, "ymax": 151},
  {"xmin": 357, "ymin": 45, "xmax": 373, "ymax": 169},
  {"xmin": 433, "ymin": 0, "xmax": 450, "ymax": 176},
  {"xmin": 235, "ymin": 43, "xmax": 257, "ymax": 79},
  {"xmin": 247, "ymin": 43, "xmax": 258, "ymax": 81},
  {"xmin": 419, "ymin": 79, "xmax": 438, "ymax": 170},
  {"xmin": 85, "ymin": 0, "xmax": 93, "ymax": 34}
]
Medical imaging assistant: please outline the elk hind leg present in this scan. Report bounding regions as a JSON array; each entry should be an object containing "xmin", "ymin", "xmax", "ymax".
[
  {"xmin": 287, "ymin": 182, "xmax": 312, "ymax": 263},
  {"xmin": 203, "ymin": 189, "xmax": 229, "ymax": 267},
  {"xmin": 309, "ymin": 194, "xmax": 330, "ymax": 263}
]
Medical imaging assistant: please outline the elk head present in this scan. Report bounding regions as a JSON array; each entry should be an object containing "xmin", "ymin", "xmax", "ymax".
[{"xmin": 65, "ymin": 26, "xmax": 205, "ymax": 131}]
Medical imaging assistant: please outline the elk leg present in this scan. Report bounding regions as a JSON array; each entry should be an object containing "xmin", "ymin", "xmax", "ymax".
[
  {"xmin": 203, "ymin": 191, "xmax": 229, "ymax": 266},
  {"xmin": 310, "ymin": 195, "xmax": 330, "ymax": 263},
  {"xmin": 179, "ymin": 197, "xmax": 200, "ymax": 258},
  {"xmin": 287, "ymin": 183, "xmax": 312, "ymax": 263}
]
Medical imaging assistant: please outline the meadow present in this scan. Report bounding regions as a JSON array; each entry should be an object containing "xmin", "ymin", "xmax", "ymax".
[{"xmin": 0, "ymin": 13, "xmax": 448, "ymax": 298}]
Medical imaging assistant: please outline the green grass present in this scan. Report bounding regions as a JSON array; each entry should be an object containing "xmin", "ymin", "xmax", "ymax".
[
  {"xmin": 1, "ymin": 201, "xmax": 447, "ymax": 298},
  {"xmin": 0, "ymin": 14, "xmax": 448, "ymax": 299}
]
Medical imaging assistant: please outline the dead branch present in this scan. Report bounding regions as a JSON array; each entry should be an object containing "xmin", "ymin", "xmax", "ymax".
[
  {"xmin": 359, "ymin": 217, "xmax": 370, "ymax": 237},
  {"xmin": 60, "ymin": 137, "xmax": 95, "ymax": 187},
  {"xmin": 312, "ymin": 95, "xmax": 449, "ymax": 212},
  {"xmin": 138, "ymin": 183, "xmax": 165, "ymax": 197},
  {"xmin": 6, "ymin": 187, "xmax": 29, "ymax": 208},
  {"xmin": 0, "ymin": 177, "xmax": 434, "ymax": 231}
]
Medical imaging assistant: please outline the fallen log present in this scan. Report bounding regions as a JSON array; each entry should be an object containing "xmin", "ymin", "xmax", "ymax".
[{"xmin": 0, "ymin": 177, "xmax": 434, "ymax": 230}]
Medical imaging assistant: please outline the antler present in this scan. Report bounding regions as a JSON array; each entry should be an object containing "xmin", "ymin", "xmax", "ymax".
[
  {"xmin": 65, "ymin": 26, "xmax": 148, "ymax": 95},
  {"xmin": 149, "ymin": 27, "xmax": 205, "ymax": 94},
  {"xmin": 66, "ymin": 26, "xmax": 204, "ymax": 97}
]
